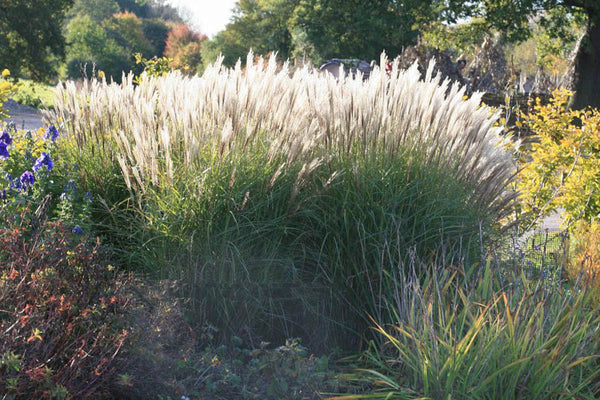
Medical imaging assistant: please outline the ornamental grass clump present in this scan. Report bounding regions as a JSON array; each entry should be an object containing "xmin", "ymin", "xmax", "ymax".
[
  {"xmin": 333, "ymin": 262, "xmax": 600, "ymax": 400},
  {"xmin": 49, "ymin": 53, "xmax": 517, "ymax": 348},
  {"xmin": 50, "ymin": 52, "xmax": 515, "ymax": 210}
]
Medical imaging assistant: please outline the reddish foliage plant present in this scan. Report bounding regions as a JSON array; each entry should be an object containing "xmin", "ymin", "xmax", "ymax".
[
  {"xmin": 164, "ymin": 23, "xmax": 207, "ymax": 72},
  {"xmin": 0, "ymin": 222, "xmax": 131, "ymax": 399}
]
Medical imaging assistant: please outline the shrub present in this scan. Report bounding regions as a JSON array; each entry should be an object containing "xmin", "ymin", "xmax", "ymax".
[
  {"xmin": 0, "ymin": 69, "xmax": 17, "ymax": 119},
  {"xmin": 567, "ymin": 220, "xmax": 600, "ymax": 302},
  {"xmin": 516, "ymin": 88, "xmax": 600, "ymax": 230},
  {"xmin": 0, "ymin": 221, "xmax": 130, "ymax": 399}
]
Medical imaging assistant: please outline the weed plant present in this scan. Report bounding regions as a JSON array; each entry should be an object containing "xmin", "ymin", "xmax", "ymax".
[{"xmin": 49, "ymin": 53, "xmax": 518, "ymax": 348}]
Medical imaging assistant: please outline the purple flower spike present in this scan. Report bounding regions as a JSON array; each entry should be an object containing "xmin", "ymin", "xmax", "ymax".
[
  {"xmin": 72, "ymin": 226, "xmax": 85, "ymax": 235},
  {"xmin": 0, "ymin": 142, "xmax": 8, "ymax": 158},
  {"xmin": 20, "ymin": 171, "xmax": 35, "ymax": 187},
  {"xmin": 43, "ymin": 125, "xmax": 59, "ymax": 142},
  {"xmin": 0, "ymin": 129, "xmax": 12, "ymax": 145},
  {"xmin": 33, "ymin": 152, "xmax": 53, "ymax": 172}
]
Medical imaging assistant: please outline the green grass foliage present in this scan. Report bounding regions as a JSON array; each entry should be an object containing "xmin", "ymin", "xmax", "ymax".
[
  {"xmin": 334, "ymin": 262, "xmax": 600, "ymax": 400},
  {"xmin": 11, "ymin": 79, "xmax": 56, "ymax": 109}
]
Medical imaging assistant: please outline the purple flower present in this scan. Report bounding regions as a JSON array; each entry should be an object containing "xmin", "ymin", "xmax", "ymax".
[
  {"xmin": 84, "ymin": 191, "xmax": 94, "ymax": 202},
  {"xmin": 0, "ymin": 129, "xmax": 12, "ymax": 145},
  {"xmin": 64, "ymin": 180, "xmax": 77, "ymax": 192},
  {"xmin": 526, "ymin": 260, "xmax": 533, "ymax": 265},
  {"xmin": 1, "ymin": 190, "xmax": 5, "ymax": 200},
  {"xmin": 43, "ymin": 125, "xmax": 59, "ymax": 142},
  {"xmin": 9, "ymin": 175, "xmax": 20, "ymax": 189},
  {"xmin": 20, "ymin": 171, "xmax": 35, "ymax": 187},
  {"xmin": 0, "ymin": 142, "xmax": 8, "ymax": 158},
  {"xmin": 33, "ymin": 152, "xmax": 53, "ymax": 172},
  {"xmin": 72, "ymin": 226, "xmax": 84, "ymax": 235}
]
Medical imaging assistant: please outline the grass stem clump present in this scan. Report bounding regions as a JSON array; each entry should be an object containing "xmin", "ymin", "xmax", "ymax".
[{"xmin": 334, "ymin": 262, "xmax": 600, "ymax": 399}]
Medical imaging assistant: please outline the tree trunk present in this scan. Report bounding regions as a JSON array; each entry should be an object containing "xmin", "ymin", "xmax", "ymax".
[{"xmin": 569, "ymin": 12, "xmax": 600, "ymax": 110}]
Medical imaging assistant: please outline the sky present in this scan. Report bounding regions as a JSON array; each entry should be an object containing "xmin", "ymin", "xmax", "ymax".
[{"xmin": 166, "ymin": 0, "xmax": 237, "ymax": 37}]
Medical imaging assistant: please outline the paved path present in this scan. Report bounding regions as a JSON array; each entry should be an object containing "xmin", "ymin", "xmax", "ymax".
[
  {"xmin": 541, "ymin": 209, "xmax": 563, "ymax": 232},
  {"xmin": 3, "ymin": 99, "xmax": 45, "ymax": 132}
]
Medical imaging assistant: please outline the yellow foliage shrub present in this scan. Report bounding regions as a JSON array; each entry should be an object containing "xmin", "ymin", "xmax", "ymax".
[{"xmin": 517, "ymin": 88, "xmax": 600, "ymax": 228}]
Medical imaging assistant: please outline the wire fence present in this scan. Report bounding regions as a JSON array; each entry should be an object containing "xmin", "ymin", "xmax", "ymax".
[{"xmin": 489, "ymin": 228, "xmax": 570, "ymax": 286}]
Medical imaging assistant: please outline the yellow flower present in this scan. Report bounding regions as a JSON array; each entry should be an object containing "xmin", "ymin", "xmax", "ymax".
[{"xmin": 1, "ymin": 69, "xmax": 10, "ymax": 77}]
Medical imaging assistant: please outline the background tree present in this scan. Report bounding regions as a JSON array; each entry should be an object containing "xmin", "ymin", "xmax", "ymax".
[
  {"xmin": 202, "ymin": 0, "xmax": 296, "ymax": 66},
  {"xmin": 0, "ymin": 0, "xmax": 74, "ymax": 80},
  {"xmin": 116, "ymin": 0, "xmax": 149, "ymax": 16},
  {"xmin": 164, "ymin": 24, "xmax": 207, "ymax": 73},
  {"xmin": 64, "ymin": 0, "xmax": 186, "ymax": 81},
  {"xmin": 290, "ymin": 0, "xmax": 420, "ymax": 63},
  {"xmin": 203, "ymin": 0, "xmax": 423, "ymax": 66},
  {"xmin": 141, "ymin": 18, "xmax": 170, "ymax": 56},
  {"xmin": 434, "ymin": 0, "xmax": 600, "ymax": 109},
  {"xmin": 68, "ymin": 0, "xmax": 119, "ymax": 22},
  {"xmin": 108, "ymin": 11, "xmax": 153, "ymax": 58},
  {"xmin": 65, "ymin": 13, "xmax": 131, "ymax": 81},
  {"xmin": 65, "ymin": 3, "xmax": 153, "ymax": 82}
]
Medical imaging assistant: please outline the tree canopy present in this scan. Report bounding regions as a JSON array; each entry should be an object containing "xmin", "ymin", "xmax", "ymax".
[
  {"xmin": 202, "ymin": 0, "xmax": 425, "ymax": 66},
  {"xmin": 0, "ymin": 0, "xmax": 74, "ymax": 80},
  {"xmin": 428, "ymin": 0, "xmax": 600, "ymax": 108},
  {"xmin": 64, "ymin": 0, "xmax": 183, "ymax": 82},
  {"xmin": 290, "ymin": 0, "xmax": 420, "ymax": 62},
  {"xmin": 202, "ymin": 0, "xmax": 600, "ymax": 108}
]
